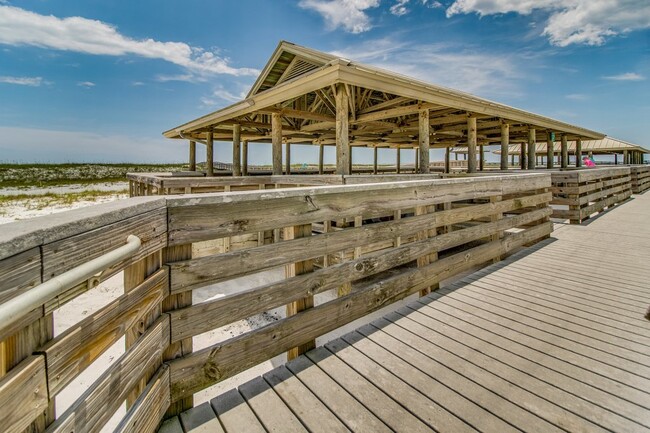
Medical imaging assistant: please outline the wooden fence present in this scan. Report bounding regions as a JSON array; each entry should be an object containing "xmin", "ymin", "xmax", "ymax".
[
  {"xmin": 127, "ymin": 173, "xmax": 442, "ymax": 196},
  {"xmin": 550, "ymin": 167, "xmax": 632, "ymax": 224},
  {"xmin": 630, "ymin": 165, "xmax": 650, "ymax": 194},
  {"xmin": 0, "ymin": 174, "xmax": 552, "ymax": 433}
]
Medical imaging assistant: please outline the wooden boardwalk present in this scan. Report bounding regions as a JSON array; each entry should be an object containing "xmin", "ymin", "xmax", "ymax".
[{"xmin": 162, "ymin": 192, "xmax": 650, "ymax": 433}]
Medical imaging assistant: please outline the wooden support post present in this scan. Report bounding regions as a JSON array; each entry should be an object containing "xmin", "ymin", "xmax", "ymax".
[
  {"xmin": 349, "ymin": 146, "xmax": 353, "ymax": 174},
  {"xmin": 285, "ymin": 143, "xmax": 291, "ymax": 175},
  {"xmin": 335, "ymin": 83, "xmax": 350, "ymax": 175},
  {"xmin": 415, "ymin": 148, "xmax": 419, "ymax": 173},
  {"xmin": 479, "ymin": 144, "xmax": 484, "ymax": 171},
  {"xmin": 491, "ymin": 195, "xmax": 503, "ymax": 263},
  {"xmin": 576, "ymin": 138, "xmax": 583, "ymax": 167},
  {"xmin": 338, "ymin": 216, "xmax": 362, "ymax": 297},
  {"xmin": 546, "ymin": 131, "xmax": 554, "ymax": 169},
  {"xmin": 242, "ymin": 141, "xmax": 248, "ymax": 175},
  {"xmin": 189, "ymin": 140, "xmax": 196, "ymax": 171},
  {"xmin": 206, "ymin": 132, "xmax": 214, "ymax": 176},
  {"xmin": 232, "ymin": 124, "xmax": 241, "ymax": 176},
  {"xmin": 162, "ymin": 245, "xmax": 193, "ymax": 415},
  {"xmin": 272, "ymin": 113, "xmax": 282, "ymax": 175},
  {"xmin": 511, "ymin": 153, "xmax": 515, "ymax": 166},
  {"xmin": 396, "ymin": 147, "xmax": 401, "ymax": 174},
  {"xmin": 500, "ymin": 122, "xmax": 509, "ymax": 170},
  {"xmin": 467, "ymin": 116, "xmax": 477, "ymax": 173},
  {"xmin": 285, "ymin": 224, "xmax": 315, "ymax": 360},
  {"xmin": 528, "ymin": 128, "xmax": 537, "ymax": 170},
  {"xmin": 373, "ymin": 146, "xmax": 378, "ymax": 174},
  {"xmin": 520, "ymin": 142, "xmax": 527, "ymax": 170},
  {"xmin": 614, "ymin": 153, "xmax": 618, "ymax": 165},
  {"xmin": 623, "ymin": 150, "xmax": 628, "ymax": 165},
  {"xmin": 444, "ymin": 146, "xmax": 451, "ymax": 173},
  {"xmin": 561, "ymin": 134, "xmax": 568, "ymax": 168},
  {"xmin": 418, "ymin": 109, "xmax": 430, "ymax": 173},
  {"xmin": 318, "ymin": 143, "xmax": 324, "ymax": 174},
  {"xmin": 416, "ymin": 205, "xmax": 437, "ymax": 296}
]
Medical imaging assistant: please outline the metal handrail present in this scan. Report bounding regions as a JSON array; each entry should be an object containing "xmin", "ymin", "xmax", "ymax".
[{"xmin": 0, "ymin": 235, "xmax": 141, "ymax": 333}]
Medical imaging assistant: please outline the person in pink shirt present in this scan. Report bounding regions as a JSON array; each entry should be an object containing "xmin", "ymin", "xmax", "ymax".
[{"xmin": 583, "ymin": 156, "xmax": 596, "ymax": 167}]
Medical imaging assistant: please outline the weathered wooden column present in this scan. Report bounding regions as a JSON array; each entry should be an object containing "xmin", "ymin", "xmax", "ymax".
[
  {"xmin": 189, "ymin": 140, "xmax": 196, "ymax": 171},
  {"xmin": 206, "ymin": 131, "xmax": 214, "ymax": 176},
  {"xmin": 445, "ymin": 146, "xmax": 451, "ymax": 173},
  {"xmin": 623, "ymin": 149, "xmax": 628, "ymax": 164},
  {"xmin": 467, "ymin": 115, "xmax": 477, "ymax": 173},
  {"xmin": 318, "ymin": 143, "xmax": 324, "ymax": 174},
  {"xmin": 479, "ymin": 144, "xmax": 484, "ymax": 171},
  {"xmin": 271, "ymin": 113, "xmax": 282, "ymax": 175},
  {"xmin": 285, "ymin": 143, "xmax": 291, "ymax": 175},
  {"xmin": 528, "ymin": 128, "xmax": 536, "ymax": 170},
  {"xmin": 418, "ymin": 109, "xmax": 430, "ymax": 173},
  {"xmin": 373, "ymin": 146, "xmax": 378, "ymax": 174},
  {"xmin": 576, "ymin": 138, "xmax": 583, "ymax": 167},
  {"xmin": 232, "ymin": 124, "xmax": 241, "ymax": 176},
  {"xmin": 335, "ymin": 83, "xmax": 350, "ymax": 175},
  {"xmin": 520, "ymin": 142, "xmax": 526, "ymax": 170},
  {"xmin": 546, "ymin": 132, "xmax": 554, "ymax": 169},
  {"xmin": 415, "ymin": 148, "xmax": 419, "ymax": 172},
  {"xmin": 561, "ymin": 134, "xmax": 568, "ymax": 168},
  {"xmin": 242, "ymin": 141, "xmax": 248, "ymax": 175},
  {"xmin": 511, "ymin": 153, "xmax": 515, "ymax": 166},
  {"xmin": 500, "ymin": 122, "xmax": 509, "ymax": 170},
  {"xmin": 396, "ymin": 147, "xmax": 401, "ymax": 173},
  {"xmin": 614, "ymin": 153, "xmax": 618, "ymax": 165}
]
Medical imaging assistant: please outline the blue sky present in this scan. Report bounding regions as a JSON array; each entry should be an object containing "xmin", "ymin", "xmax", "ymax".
[{"xmin": 0, "ymin": 0, "xmax": 648, "ymax": 164}]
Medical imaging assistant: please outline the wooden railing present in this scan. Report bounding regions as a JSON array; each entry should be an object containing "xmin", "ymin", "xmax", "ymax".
[
  {"xmin": 0, "ymin": 174, "xmax": 553, "ymax": 433},
  {"xmin": 126, "ymin": 173, "xmax": 442, "ymax": 196},
  {"xmin": 630, "ymin": 165, "xmax": 650, "ymax": 194},
  {"xmin": 550, "ymin": 167, "xmax": 632, "ymax": 224}
]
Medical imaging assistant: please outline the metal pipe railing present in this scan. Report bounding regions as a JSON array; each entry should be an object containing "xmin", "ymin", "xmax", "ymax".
[{"xmin": 0, "ymin": 235, "xmax": 141, "ymax": 334}]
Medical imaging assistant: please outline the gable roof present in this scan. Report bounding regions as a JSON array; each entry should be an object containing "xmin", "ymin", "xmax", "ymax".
[
  {"xmin": 493, "ymin": 137, "xmax": 650, "ymax": 155},
  {"xmin": 163, "ymin": 41, "xmax": 605, "ymax": 145}
]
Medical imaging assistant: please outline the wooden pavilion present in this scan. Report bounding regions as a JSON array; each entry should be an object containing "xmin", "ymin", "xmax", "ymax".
[
  {"xmin": 163, "ymin": 41, "xmax": 604, "ymax": 175},
  {"xmin": 494, "ymin": 136, "xmax": 649, "ymax": 168}
]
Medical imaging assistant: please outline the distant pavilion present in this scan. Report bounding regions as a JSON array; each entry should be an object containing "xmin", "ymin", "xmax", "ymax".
[{"xmin": 163, "ymin": 41, "xmax": 606, "ymax": 175}]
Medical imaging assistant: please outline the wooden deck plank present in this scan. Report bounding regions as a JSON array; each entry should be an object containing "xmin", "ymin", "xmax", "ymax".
[
  {"xmin": 436, "ymin": 285, "xmax": 650, "ymax": 366},
  {"xmin": 238, "ymin": 376, "xmax": 307, "ymax": 432},
  {"xmin": 394, "ymin": 306, "xmax": 650, "ymax": 431},
  {"xmin": 415, "ymin": 300, "xmax": 650, "ymax": 408},
  {"xmin": 458, "ymin": 275, "xmax": 650, "ymax": 347},
  {"xmin": 284, "ymin": 354, "xmax": 392, "ymax": 433},
  {"xmin": 263, "ymin": 365, "xmax": 350, "ymax": 433},
  {"xmin": 210, "ymin": 389, "xmax": 265, "ymax": 433},
  {"xmin": 179, "ymin": 402, "xmax": 224, "ymax": 433},
  {"xmin": 326, "ymin": 336, "xmax": 480, "ymax": 433}
]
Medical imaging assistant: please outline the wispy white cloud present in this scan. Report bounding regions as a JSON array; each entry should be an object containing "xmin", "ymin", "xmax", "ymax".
[
  {"xmin": 602, "ymin": 72, "xmax": 645, "ymax": 81},
  {"xmin": 200, "ymin": 86, "xmax": 248, "ymax": 107},
  {"xmin": 445, "ymin": 0, "xmax": 650, "ymax": 46},
  {"xmin": 0, "ymin": 75, "xmax": 44, "ymax": 86},
  {"xmin": 77, "ymin": 81, "xmax": 95, "ymax": 88},
  {"xmin": 331, "ymin": 37, "xmax": 524, "ymax": 97},
  {"xmin": 565, "ymin": 93, "xmax": 587, "ymax": 100},
  {"xmin": 155, "ymin": 73, "xmax": 205, "ymax": 83},
  {"xmin": 0, "ymin": 5, "xmax": 259, "ymax": 78},
  {"xmin": 131, "ymin": 81, "xmax": 145, "ymax": 86},
  {"xmin": 390, "ymin": 0, "xmax": 410, "ymax": 16},
  {"xmin": 299, "ymin": 0, "xmax": 380, "ymax": 33},
  {"xmin": 422, "ymin": 0, "xmax": 443, "ymax": 8}
]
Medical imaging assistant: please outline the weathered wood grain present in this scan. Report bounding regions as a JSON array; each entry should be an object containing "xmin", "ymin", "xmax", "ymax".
[
  {"xmin": 0, "ymin": 247, "xmax": 41, "ymax": 304},
  {"xmin": 0, "ymin": 355, "xmax": 49, "ymax": 433},
  {"xmin": 168, "ymin": 223, "xmax": 550, "ymax": 400},
  {"xmin": 41, "ymin": 208, "xmax": 167, "ymax": 282},
  {"xmin": 168, "ymin": 191, "xmax": 552, "ymax": 292},
  {"xmin": 114, "ymin": 365, "xmax": 170, "ymax": 433},
  {"xmin": 166, "ymin": 175, "xmax": 550, "ymax": 244},
  {"xmin": 40, "ymin": 269, "xmax": 168, "ymax": 396},
  {"xmin": 47, "ymin": 316, "xmax": 170, "ymax": 433},
  {"xmin": 169, "ymin": 207, "xmax": 551, "ymax": 342}
]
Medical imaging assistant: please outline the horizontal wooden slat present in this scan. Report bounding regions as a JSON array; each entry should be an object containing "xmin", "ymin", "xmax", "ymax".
[
  {"xmin": 0, "ymin": 355, "xmax": 49, "ymax": 433},
  {"xmin": 47, "ymin": 316, "xmax": 170, "ymax": 433},
  {"xmin": 169, "ymin": 207, "xmax": 552, "ymax": 342},
  {"xmin": 114, "ymin": 365, "xmax": 170, "ymax": 433},
  {"xmin": 168, "ymin": 222, "xmax": 552, "ymax": 400},
  {"xmin": 40, "ymin": 269, "xmax": 168, "ymax": 396},
  {"xmin": 168, "ymin": 191, "xmax": 552, "ymax": 293},
  {"xmin": 166, "ymin": 175, "xmax": 551, "ymax": 244},
  {"xmin": 0, "ymin": 247, "xmax": 41, "ymax": 304},
  {"xmin": 42, "ymin": 208, "xmax": 167, "ymax": 281}
]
